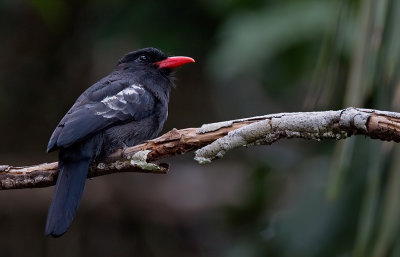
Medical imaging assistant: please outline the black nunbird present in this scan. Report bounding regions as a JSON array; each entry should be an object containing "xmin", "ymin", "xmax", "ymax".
[{"xmin": 45, "ymin": 47, "xmax": 194, "ymax": 237}]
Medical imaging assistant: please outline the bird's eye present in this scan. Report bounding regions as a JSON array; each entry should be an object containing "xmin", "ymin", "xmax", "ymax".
[{"xmin": 138, "ymin": 55, "xmax": 149, "ymax": 62}]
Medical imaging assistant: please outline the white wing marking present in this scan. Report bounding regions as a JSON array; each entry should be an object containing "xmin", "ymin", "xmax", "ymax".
[{"xmin": 98, "ymin": 84, "xmax": 142, "ymax": 116}]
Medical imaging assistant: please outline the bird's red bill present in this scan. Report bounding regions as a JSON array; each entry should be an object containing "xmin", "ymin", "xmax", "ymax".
[{"xmin": 155, "ymin": 56, "xmax": 195, "ymax": 69}]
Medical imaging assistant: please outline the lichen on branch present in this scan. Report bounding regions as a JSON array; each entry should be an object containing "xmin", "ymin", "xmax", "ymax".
[{"xmin": 1, "ymin": 107, "xmax": 400, "ymax": 190}]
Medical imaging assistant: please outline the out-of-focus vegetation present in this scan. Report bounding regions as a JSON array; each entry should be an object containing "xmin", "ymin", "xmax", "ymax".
[{"xmin": 1, "ymin": 0, "xmax": 400, "ymax": 256}]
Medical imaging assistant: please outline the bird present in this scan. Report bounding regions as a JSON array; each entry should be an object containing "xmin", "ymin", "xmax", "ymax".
[{"xmin": 45, "ymin": 47, "xmax": 195, "ymax": 237}]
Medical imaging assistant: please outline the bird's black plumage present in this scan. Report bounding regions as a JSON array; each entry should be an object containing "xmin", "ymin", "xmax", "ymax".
[{"xmin": 45, "ymin": 47, "xmax": 194, "ymax": 237}]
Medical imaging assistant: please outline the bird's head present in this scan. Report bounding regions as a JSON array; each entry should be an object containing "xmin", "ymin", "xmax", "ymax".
[{"xmin": 117, "ymin": 47, "xmax": 195, "ymax": 75}]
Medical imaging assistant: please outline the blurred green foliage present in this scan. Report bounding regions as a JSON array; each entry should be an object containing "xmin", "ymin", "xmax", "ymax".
[{"xmin": 1, "ymin": 0, "xmax": 400, "ymax": 256}]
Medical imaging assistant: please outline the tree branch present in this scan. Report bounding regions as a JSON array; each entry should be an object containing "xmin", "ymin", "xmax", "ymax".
[{"xmin": 1, "ymin": 107, "xmax": 400, "ymax": 190}]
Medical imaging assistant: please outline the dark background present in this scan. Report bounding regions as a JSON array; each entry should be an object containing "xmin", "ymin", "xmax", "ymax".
[{"xmin": 1, "ymin": 0, "xmax": 400, "ymax": 256}]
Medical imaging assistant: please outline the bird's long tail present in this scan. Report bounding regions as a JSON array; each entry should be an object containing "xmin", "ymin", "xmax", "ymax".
[{"xmin": 45, "ymin": 145, "xmax": 93, "ymax": 237}]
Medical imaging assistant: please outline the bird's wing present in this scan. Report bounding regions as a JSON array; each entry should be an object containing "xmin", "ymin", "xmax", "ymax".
[{"xmin": 47, "ymin": 83, "xmax": 155, "ymax": 152}]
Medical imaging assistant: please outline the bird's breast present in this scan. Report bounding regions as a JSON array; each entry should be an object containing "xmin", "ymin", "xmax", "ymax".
[{"xmin": 100, "ymin": 100, "xmax": 168, "ymax": 156}]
